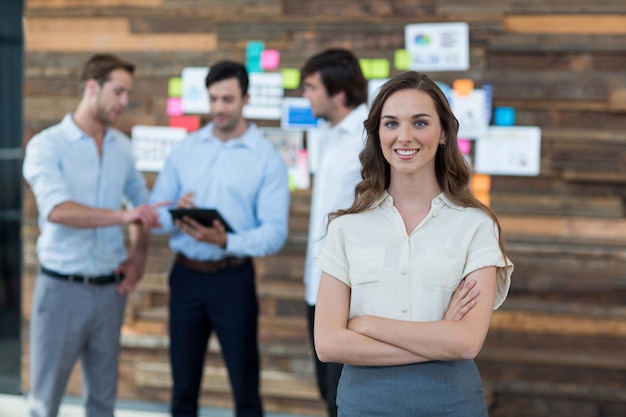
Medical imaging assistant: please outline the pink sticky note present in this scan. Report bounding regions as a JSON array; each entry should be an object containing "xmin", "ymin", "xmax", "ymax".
[
  {"xmin": 166, "ymin": 97, "xmax": 183, "ymax": 116},
  {"xmin": 261, "ymin": 50, "xmax": 281, "ymax": 70},
  {"xmin": 458, "ymin": 139, "xmax": 471, "ymax": 155}
]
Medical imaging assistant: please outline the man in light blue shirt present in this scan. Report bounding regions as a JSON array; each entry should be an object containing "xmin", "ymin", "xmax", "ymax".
[
  {"xmin": 149, "ymin": 61, "xmax": 290, "ymax": 417},
  {"xmin": 22, "ymin": 53, "xmax": 162, "ymax": 417}
]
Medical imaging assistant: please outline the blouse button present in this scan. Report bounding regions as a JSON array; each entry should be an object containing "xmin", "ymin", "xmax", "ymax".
[
  {"xmin": 401, "ymin": 305, "xmax": 408, "ymax": 312},
  {"xmin": 400, "ymin": 268, "xmax": 407, "ymax": 275}
]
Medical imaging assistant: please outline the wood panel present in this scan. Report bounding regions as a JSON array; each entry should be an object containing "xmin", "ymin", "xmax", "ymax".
[
  {"xmin": 283, "ymin": 0, "xmax": 437, "ymax": 17},
  {"xmin": 490, "ymin": 33, "xmax": 626, "ymax": 52},
  {"xmin": 129, "ymin": 16, "xmax": 215, "ymax": 34},
  {"xmin": 490, "ymin": 311, "xmax": 626, "ymax": 337},
  {"xmin": 19, "ymin": 1, "xmax": 626, "ymax": 416},
  {"xmin": 438, "ymin": 0, "xmax": 626, "ymax": 14},
  {"xmin": 27, "ymin": 0, "xmax": 163, "ymax": 8},
  {"xmin": 24, "ymin": 18, "xmax": 217, "ymax": 51},
  {"xmin": 503, "ymin": 15, "xmax": 626, "ymax": 34},
  {"xmin": 501, "ymin": 215, "xmax": 626, "ymax": 243},
  {"xmin": 610, "ymin": 89, "xmax": 626, "ymax": 111}
]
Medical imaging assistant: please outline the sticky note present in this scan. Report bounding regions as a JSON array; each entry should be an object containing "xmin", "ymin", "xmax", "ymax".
[
  {"xmin": 166, "ymin": 97, "xmax": 183, "ymax": 116},
  {"xmin": 471, "ymin": 173, "xmax": 491, "ymax": 193},
  {"xmin": 282, "ymin": 68, "xmax": 300, "ymax": 89},
  {"xmin": 471, "ymin": 173, "xmax": 491, "ymax": 206},
  {"xmin": 246, "ymin": 61, "xmax": 263, "ymax": 73},
  {"xmin": 169, "ymin": 115, "xmax": 200, "ymax": 132},
  {"xmin": 453, "ymin": 79, "xmax": 474, "ymax": 96},
  {"xmin": 359, "ymin": 59, "xmax": 372, "ymax": 79},
  {"xmin": 246, "ymin": 40, "xmax": 265, "ymax": 73},
  {"xmin": 458, "ymin": 139, "xmax": 471, "ymax": 155},
  {"xmin": 360, "ymin": 59, "xmax": 390, "ymax": 80},
  {"xmin": 369, "ymin": 59, "xmax": 390, "ymax": 79},
  {"xmin": 294, "ymin": 149, "xmax": 310, "ymax": 190},
  {"xmin": 261, "ymin": 49, "xmax": 280, "ymax": 70},
  {"xmin": 494, "ymin": 107, "xmax": 516, "ymax": 126},
  {"xmin": 435, "ymin": 81, "xmax": 453, "ymax": 104},
  {"xmin": 246, "ymin": 40, "xmax": 265, "ymax": 57},
  {"xmin": 394, "ymin": 49, "xmax": 411, "ymax": 70},
  {"xmin": 288, "ymin": 172, "xmax": 297, "ymax": 192},
  {"xmin": 168, "ymin": 77, "xmax": 182, "ymax": 97},
  {"xmin": 482, "ymin": 82, "xmax": 493, "ymax": 124}
]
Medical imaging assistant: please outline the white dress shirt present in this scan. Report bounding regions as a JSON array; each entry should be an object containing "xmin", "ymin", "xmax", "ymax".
[{"xmin": 304, "ymin": 104, "xmax": 368, "ymax": 305}]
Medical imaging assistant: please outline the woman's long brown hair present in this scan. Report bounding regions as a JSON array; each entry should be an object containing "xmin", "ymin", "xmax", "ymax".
[{"xmin": 330, "ymin": 71, "xmax": 508, "ymax": 260}]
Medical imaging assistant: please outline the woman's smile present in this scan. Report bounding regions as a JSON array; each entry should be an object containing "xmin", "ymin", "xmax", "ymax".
[{"xmin": 395, "ymin": 148, "xmax": 419, "ymax": 158}]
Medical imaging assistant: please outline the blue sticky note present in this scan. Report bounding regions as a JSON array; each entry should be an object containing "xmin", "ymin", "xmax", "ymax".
[
  {"xmin": 246, "ymin": 61, "xmax": 263, "ymax": 73},
  {"xmin": 246, "ymin": 41, "xmax": 265, "ymax": 73},
  {"xmin": 435, "ymin": 81, "xmax": 453, "ymax": 104},
  {"xmin": 246, "ymin": 41, "xmax": 265, "ymax": 57},
  {"xmin": 482, "ymin": 82, "xmax": 493, "ymax": 124},
  {"xmin": 494, "ymin": 106, "xmax": 515, "ymax": 126}
]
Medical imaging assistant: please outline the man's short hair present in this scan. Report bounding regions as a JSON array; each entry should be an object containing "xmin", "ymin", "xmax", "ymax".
[
  {"xmin": 205, "ymin": 61, "xmax": 249, "ymax": 96},
  {"xmin": 300, "ymin": 49, "xmax": 367, "ymax": 108},
  {"xmin": 80, "ymin": 53, "xmax": 135, "ymax": 91}
]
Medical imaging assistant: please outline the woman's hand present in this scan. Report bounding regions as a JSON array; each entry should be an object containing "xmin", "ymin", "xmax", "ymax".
[{"xmin": 444, "ymin": 279, "xmax": 479, "ymax": 321}]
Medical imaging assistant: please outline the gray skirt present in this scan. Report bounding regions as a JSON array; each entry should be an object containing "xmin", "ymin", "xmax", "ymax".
[{"xmin": 337, "ymin": 360, "xmax": 488, "ymax": 417}]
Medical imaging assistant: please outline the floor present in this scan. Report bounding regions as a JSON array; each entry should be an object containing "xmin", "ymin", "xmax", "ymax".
[{"xmin": 0, "ymin": 394, "xmax": 311, "ymax": 417}]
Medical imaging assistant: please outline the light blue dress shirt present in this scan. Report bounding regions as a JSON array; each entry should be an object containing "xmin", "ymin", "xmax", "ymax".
[
  {"xmin": 149, "ymin": 122, "xmax": 290, "ymax": 261},
  {"xmin": 23, "ymin": 114, "xmax": 148, "ymax": 275}
]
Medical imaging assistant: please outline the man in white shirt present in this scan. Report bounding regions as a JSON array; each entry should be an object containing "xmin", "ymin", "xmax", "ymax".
[{"xmin": 300, "ymin": 49, "xmax": 368, "ymax": 417}]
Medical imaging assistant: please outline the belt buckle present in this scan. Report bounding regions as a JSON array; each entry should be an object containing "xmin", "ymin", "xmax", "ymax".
[{"xmin": 83, "ymin": 275, "xmax": 92, "ymax": 286}]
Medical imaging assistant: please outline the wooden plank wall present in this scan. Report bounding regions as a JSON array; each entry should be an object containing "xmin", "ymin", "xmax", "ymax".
[{"xmin": 20, "ymin": 1, "xmax": 626, "ymax": 416}]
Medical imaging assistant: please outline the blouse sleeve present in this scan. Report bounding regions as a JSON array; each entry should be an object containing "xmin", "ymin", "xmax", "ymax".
[
  {"xmin": 463, "ymin": 215, "xmax": 513, "ymax": 310},
  {"xmin": 314, "ymin": 217, "xmax": 351, "ymax": 287}
]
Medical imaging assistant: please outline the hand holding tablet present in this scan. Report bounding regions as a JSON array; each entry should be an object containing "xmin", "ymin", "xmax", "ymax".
[{"xmin": 169, "ymin": 208, "xmax": 234, "ymax": 233}]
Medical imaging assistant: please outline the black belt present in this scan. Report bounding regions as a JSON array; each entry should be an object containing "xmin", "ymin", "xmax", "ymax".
[
  {"xmin": 176, "ymin": 253, "xmax": 252, "ymax": 274},
  {"xmin": 40, "ymin": 266, "xmax": 123, "ymax": 286}
]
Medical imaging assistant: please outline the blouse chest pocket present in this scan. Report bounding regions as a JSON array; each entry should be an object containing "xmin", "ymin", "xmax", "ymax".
[
  {"xmin": 346, "ymin": 247, "xmax": 385, "ymax": 287},
  {"xmin": 419, "ymin": 247, "xmax": 465, "ymax": 291}
]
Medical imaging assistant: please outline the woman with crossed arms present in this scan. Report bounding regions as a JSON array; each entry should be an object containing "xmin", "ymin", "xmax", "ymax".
[{"xmin": 314, "ymin": 71, "xmax": 513, "ymax": 416}]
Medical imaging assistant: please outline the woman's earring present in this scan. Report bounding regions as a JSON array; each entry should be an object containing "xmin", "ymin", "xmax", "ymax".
[{"xmin": 440, "ymin": 142, "xmax": 446, "ymax": 148}]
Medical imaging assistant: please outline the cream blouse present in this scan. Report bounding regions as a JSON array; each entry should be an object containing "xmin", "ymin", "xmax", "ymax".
[{"xmin": 315, "ymin": 191, "xmax": 513, "ymax": 322}]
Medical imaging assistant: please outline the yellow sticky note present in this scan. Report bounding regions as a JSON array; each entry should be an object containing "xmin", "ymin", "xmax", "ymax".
[
  {"xmin": 168, "ymin": 77, "xmax": 182, "ymax": 97},
  {"xmin": 370, "ymin": 59, "xmax": 390, "ymax": 79},
  {"xmin": 394, "ymin": 49, "xmax": 411, "ymax": 70},
  {"xmin": 282, "ymin": 68, "xmax": 301, "ymax": 89},
  {"xmin": 288, "ymin": 173, "xmax": 297, "ymax": 192},
  {"xmin": 359, "ymin": 59, "xmax": 372, "ymax": 79},
  {"xmin": 360, "ymin": 59, "xmax": 389, "ymax": 80}
]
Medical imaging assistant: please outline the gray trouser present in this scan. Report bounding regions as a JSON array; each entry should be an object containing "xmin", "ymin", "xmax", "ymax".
[{"xmin": 28, "ymin": 272, "xmax": 127, "ymax": 417}]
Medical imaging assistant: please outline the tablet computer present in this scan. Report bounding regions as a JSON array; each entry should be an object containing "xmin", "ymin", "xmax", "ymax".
[{"xmin": 169, "ymin": 208, "xmax": 234, "ymax": 233}]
